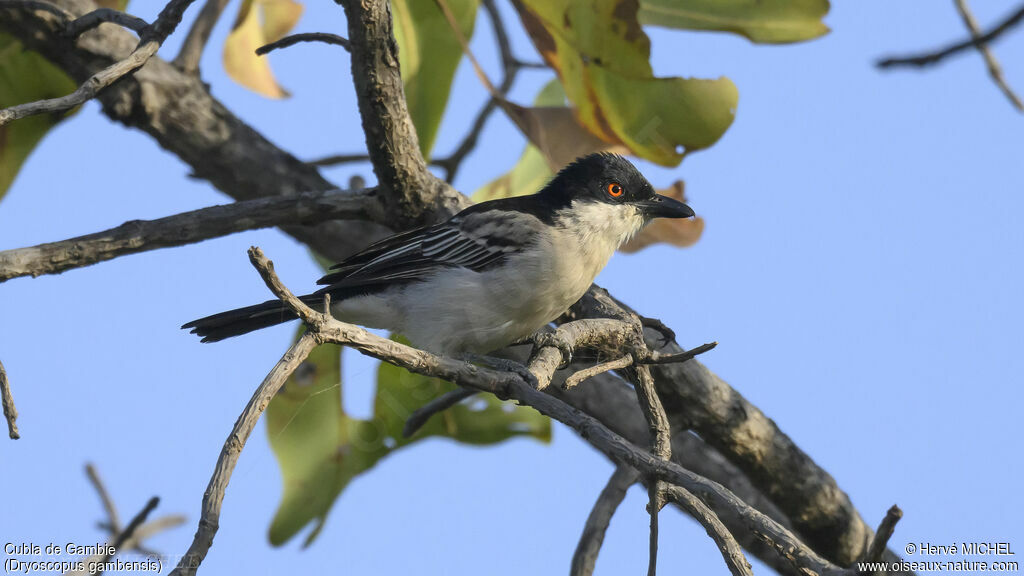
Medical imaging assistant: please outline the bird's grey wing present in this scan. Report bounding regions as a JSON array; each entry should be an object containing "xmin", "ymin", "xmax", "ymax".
[{"xmin": 315, "ymin": 210, "xmax": 539, "ymax": 291}]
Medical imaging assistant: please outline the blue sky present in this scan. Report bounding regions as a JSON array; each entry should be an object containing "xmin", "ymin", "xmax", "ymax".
[{"xmin": 2, "ymin": 1, "xmax": 1022, "ymax": 574}]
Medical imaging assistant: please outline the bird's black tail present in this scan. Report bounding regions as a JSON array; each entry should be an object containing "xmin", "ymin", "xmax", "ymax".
[{"xmin": 182, "ymin": 296, "xmax": 320, "ymax": 342}]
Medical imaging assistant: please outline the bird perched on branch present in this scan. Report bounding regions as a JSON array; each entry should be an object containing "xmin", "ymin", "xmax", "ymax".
[{"xmin": 183, "ymin": 153, "xmax": 693, "ymax": 355}]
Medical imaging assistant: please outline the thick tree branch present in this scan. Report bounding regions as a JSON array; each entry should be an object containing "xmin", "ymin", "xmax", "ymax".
[
  {"xmin": 171, "ymin": 0, "xmax": 229, "ymax": 75},
  {"xmin": 0, "ymin": 0, "xmax": 384, "ymax": 264},
  {"xmin": 338, "ymin": 0, "xmax": 467, "ymax": 226},
  {"xmin": 0, "ymin": 359, "xmax": 19, "ymax": 439},
  {"xmin": 0, "ymin": 187, "xmax": 380, "ymax": 283},
  {"xmin": 0, "ymin": 0, "xmax": 199, "ymax": 126},
  {"xmin": 877, "ymin": 3, "xmax": 1024, "ymax": 69},
  {"xmin": 571, "ymin": 465, "xmax": 639, "ymax": 576}
]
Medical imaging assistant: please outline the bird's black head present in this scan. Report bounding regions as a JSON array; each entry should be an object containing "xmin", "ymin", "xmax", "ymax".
[{"xmin": 541, "ymin": 153, "xmax": 694, "ymax": 219}]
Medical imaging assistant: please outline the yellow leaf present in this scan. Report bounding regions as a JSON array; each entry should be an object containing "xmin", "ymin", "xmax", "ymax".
[{"xmin": 223, "ymin": 0, "xmax": 304, "ymax": 99}]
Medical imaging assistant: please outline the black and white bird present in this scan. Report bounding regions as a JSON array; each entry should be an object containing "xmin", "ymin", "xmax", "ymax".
[{"xmin": 183, "ymin": 153, "xmax": 693, "ymax": 355}]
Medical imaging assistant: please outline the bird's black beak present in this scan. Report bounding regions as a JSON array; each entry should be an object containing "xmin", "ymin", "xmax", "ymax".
[{"xmin": 636, "ymin": 195, "xmax": 695, "ymax": 219}]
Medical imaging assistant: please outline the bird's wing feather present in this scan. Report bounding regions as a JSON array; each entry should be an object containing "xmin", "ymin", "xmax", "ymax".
[{"xmin": 315, "ymin": 210, "xmax": 538, "ymax": 290}]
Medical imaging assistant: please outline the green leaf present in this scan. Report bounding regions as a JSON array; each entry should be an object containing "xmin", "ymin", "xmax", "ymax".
[
  {"xmin": 392, "ymin": 0, "xmax": 479, "ymax": 158},
  {"xmin": 0, "ymin": 34, "xmax": 78, "ymax": 200},
  {"xmin": 638, "ymin": 0, "xmax": 830, "ymax": 44},
  {"xmin": 512, "ymin": 0, "xmax": 737, "ymax": 166},
  {"xmin": 266, "ymin": 332, "xmax": 549, "ymax": 546}
]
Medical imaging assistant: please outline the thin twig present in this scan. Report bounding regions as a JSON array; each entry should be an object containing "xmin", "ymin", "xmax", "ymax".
[
  {"xmin": 63, "ymin": 8, "xmax": 147, "ymax": 37},
  {"xmin": 0, "ymin": 359, "xmax": 19, "ymax": 439},
  {"xmin": 107, "ymin": 497, "xmax": 160, "ymax": 560},
  {"xmin": 877, "ymin": 3, "xmax": 1024, "ymax": 69},
  {"xmin": 954, "ymin": 0, "xmax": 1024, "ymax": 111},
  {"xmin": 85, "ymin": 463, "xmax": 121, "ymax": 532},
  {"xmin": 430, "ymin": 0, "xmax": 527, "ymax": 182},
  {"xmin": 0, "ymin": 187, "xmax": 377, "ymax": 283},
  {"xmin": 643, "ymin": 342, "xmax": 717, "ymax": 365},
  {"xmin": 308, "ymin": 153, "xmax": 372, "ymax": 167},
  {"xmin": 169, "ymin": 333, "xmax": 317, "ymax": 576},
  {"xmin": 865, "ymin": 505, "xmax": 903, "ymax": 563},
  {"xmin": 661, "ymin": 485, "xmax": 754, "ymax": 576},
  {"xmin": 631, "ymin": 364, "xmax": 672, "ymax": 576},
  {"xmin": 0, "ymin": 0, "xmax": 200, "ymax": 127},
  {"xmin": 256, "ymin": 32, "xmax": 350, "ymax": 55},
  {"xmin": 571, "ymin": 466, "xmax": 640, "ymax": 576},
  {"xmin": 564, "ymin": 354, "xmax": 633, "ymax": 390},
  {"xmin": 402, "ymin": 387, "xmax": 477, "ymax": 437},
  {"xmin": 172, "ymin": 0, "xmax": 229, "ymax": 75}
]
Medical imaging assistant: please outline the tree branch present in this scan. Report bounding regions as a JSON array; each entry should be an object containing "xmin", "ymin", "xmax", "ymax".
[
  {"xmin": 0, "ymin": 187, "xmax": 379, "ymax": 283},
  {"xmin": 865, "ymin": 505, "xmax": 903, "ymax": 564},
  {"xmin": 63, "ymin": 8, "xmax": 148, "ymax": 37},
  {"xmin": 662, "ymin": 484, "xmax": 753, "ymax": 576},
  {"xmin": 0, "ymin": 359, "xmax": 19, "ymax": 439},
  {"xmin": 0, "ymin": 0, "xmax": 385, "ymax": 264},
  {"xmin": 430, "ymin": 0, "xmax": 530, "ymax": 183},
  {"xmin": 953, "ymin": 0, "xmax": 1023, "ymax": 111},
  {"xmin": 169, "ymin": 331, "xmax": 318, "ymax": 576},
  {"xmin": 171, "ymin": 0, "xmax": 229, "ymax": 75},
  {"xmin": 0, "ymin": 0, "xmax": 199, "ymax": 126},
  {"xmin": 256, "ymin": 32, "xmax": 350, "ymax": 56},
  {"xmin": 166, "ymin": 247, "xmax": 840, "ymax": 576},
  {"xmin": 571, "ymin": 465, "xmax": 639, "ymax": 576},
  {"xmin": 401, "ymin": 387, "xmax": 477, "ymax": 438},
  {"xmin": 876, "ymin": 3, "xmax": 1024, "ymax": 69},
  {"xmin": 338, "ymin": 0, "xmax": 467, "ymax": 226}
]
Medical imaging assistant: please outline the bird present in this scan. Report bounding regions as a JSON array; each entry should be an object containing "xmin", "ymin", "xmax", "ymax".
[{"xmin": 182, "ymin": 153, "xmax": 694, "ymax": 356}]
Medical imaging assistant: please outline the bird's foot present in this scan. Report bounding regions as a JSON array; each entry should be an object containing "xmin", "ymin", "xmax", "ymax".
[
  {"xmin": 458, "ymin": 353, "xmax": 537, "ymax": 390},
  {"xmin": 529, "ymin": 330, "xmax": 574, "ymax": 369}
]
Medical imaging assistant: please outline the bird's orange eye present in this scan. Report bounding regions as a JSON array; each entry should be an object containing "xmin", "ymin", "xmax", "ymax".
[{"xmin": 607, "ymin": 182, "xmax": 624, "ymax": 198}]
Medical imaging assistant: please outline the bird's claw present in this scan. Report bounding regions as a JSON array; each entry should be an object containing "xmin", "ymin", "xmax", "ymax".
[
  {"xmin": 530, "ymin": 331, "xmax": 574, "ymax": 369},
  {"xmin": 458, "ymin": 353, "xmax": 537, "ymax": 390}
]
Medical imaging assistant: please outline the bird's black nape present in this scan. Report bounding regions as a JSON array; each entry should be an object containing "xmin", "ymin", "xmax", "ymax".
[{"xmin": 539, "ymin": 152, "xmax": 656, "ymax": 205}]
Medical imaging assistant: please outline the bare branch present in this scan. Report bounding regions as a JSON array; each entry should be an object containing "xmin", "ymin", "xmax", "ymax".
[
  {"xmin": 402, "ymin": 387, "xmax": 477, "ymax": 438},
  {"xmin": 108, "ymin": 497, "xmax": 160, "ymax": 559},
  {"xmin": 85, "ymin": 463, "xmax": 121, "ymax": 532},
  {"xmin": 171, "ymin": 0, "xmax": 229, "ymax": 75},
  {"xmin": 430, "ymin": 0, "xmax": 528, "ymax": 183},
  {"xmin": 953, "ymin": 0, "xmax": 1023, "ymax": 111},
  {"xmin": 0, "ymin": 187, "xmax": 379, "ymax": 283},
  {"xmin": 339, "ymin": 0, "xmax": 467, "ymax": 226},
  {"xmin": 63, "ymin": 8, "xmax": 147, "ymax": 37},
  {"xmin": 662, "ymin": 485, "xmax": 753, "ymax": 576},
  {"xmin": 0, "ymin": 0, "xmax": 383, "ymax": 265},
  {"xmin": 256, "ymin": 32, "xmax": 350, "ymax": 56},
  {"xmin": 877, "ymin": 3, "xmax": 1024, "ymax": 69},
  {"xmin": 631, "ymin": 365, "xmax": 671, "ymax": 576},
  {"xmin": 169, "ymin": 333, "xmax": 318, "ymax": 576},
  {"xmin": 0, "ymin": 359, "xmax": 19, "ymax": 439},
  {"xmin": 0, "ymin": 0, "xmax": 200, "ymax": 126},
  {"xmin": 865, "ymin": 505, "xmax": 903, "ymax": 564},
  {"xmin": 571, "ymin": 466, "xmax": 640, "ymax": 576},
  {"xmin": 564, "ymin": 354, "xmax": 633, "ymax": 390},
  {"xmin": 308, "ymin": 153, "xmax": 372, "ymax": 167},
  {"xmin": 574, "ymin": 288, "xmax": 884, "ymax": 566},
  {"xmin": 643, "ymin": 342, "xmax": 717, "ymax": 365}
]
